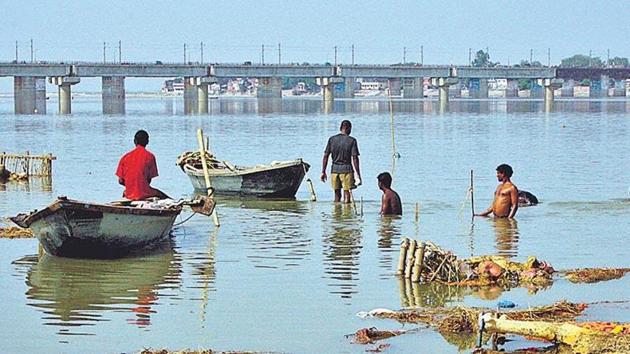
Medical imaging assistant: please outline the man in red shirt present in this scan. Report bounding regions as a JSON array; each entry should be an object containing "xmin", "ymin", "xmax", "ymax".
[{"xmin": 116, "ymin": 130, "xmax": 169, "ymax": 200}]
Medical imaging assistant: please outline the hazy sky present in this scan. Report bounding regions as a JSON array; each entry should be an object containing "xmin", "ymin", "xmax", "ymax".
[{"xmin": 1, "ymin": 0, "xmax": 629, "ymax": 91}]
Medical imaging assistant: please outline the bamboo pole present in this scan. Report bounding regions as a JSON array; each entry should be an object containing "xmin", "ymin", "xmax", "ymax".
[
  {"xmin": 470, "ymin": 170, "xmax": 475, "ymax": 216},
  {"xmin": 197, "ymin": 129, "xmax": 220, "ymax": 227},
  {"xmin": 302, "ymin": 161, "xmax": 316, "ymax": 202},
  {"xmin": 360, "ymin": 196, "xmax": 363, "ymax": 216},
  {"xmin": 411, "ymin": 241, "xmax": 425, "ymax": 282},
  {"xmin": 396, "ymin": 237, "xmax": 410, "ymax": 275},
  {"xmin": 404, "ymin": 239, "xmax": 417, "ymax": 279},
  {"xmin": 349, "ymin": 189, "xmax": 358, "ymax": 216}
]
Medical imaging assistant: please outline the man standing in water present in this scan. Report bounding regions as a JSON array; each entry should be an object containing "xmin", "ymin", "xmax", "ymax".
[
  {"xmin": 116, "ymin": 130, "xmax": 169, "ymax": 200},
  {"xmin": 377, "ymin": 172, "xmax": 402, "ymax": 215},
  {"xmin": 321, "ymin": 120, "xmax": 362, "ymax": 203},
  {"xmin": 476, "ymin": 164, "xmax": 518, "ymax": 218}
]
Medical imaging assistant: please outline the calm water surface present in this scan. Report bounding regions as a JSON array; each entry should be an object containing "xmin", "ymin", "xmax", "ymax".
[{"xmin": 0, "ymin": 97, "xmax": 629, "ymax": 353}]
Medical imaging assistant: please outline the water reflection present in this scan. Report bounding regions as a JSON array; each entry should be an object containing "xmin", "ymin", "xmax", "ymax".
[
  {"xmin": 145, "ymin": 96, "xmax": 630, "ymax": 115},
  {"xmin": 322, "ymin": 203, "xmax": 363, "ymax": 301},
  {"xmin": 17, "ymin": 245, "xmax": 181, "ymax": 335},
  {"xmin": 492, "ymin": 218, "xmax": 520, "ymax": 258},
  {"xmin": 229, "ymin": 198, "xmax": 312, "ymax": 269},
  {"xmin": 0, "ymin": 176, "xmax": 52, "ymax": 193},
  {"xmin": 397, "ymin": 278, "xmax": 469, "ymax": 308},
  {"xmin": 377, "ymin": 216, "xmax": 402, "ymax": 277}
]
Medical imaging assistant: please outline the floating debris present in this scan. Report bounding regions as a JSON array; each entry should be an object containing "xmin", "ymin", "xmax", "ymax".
[
  {"xmin": 139, "ymin": 350, "xmax": 274, "ymax": 354},
  {"xmin": 364, "ymin": 301, "xmax": 587, "ymax": 334},
  {"xmin": 396, "ymin": 238, "xmax": 554, "ymax": 287},
  {"xmin": 564, "ymin": 268, "xmax": 630, "ymax": 284},
  {"xmin": 480, "ymin": 314, "xmax": 630, "ymax": 354},
  {"xmin": 397, "ymin": 238, "xmax": 629, "ymax": 288},
  {"xmin": 0, "ymin": 226, "xmax": 34, "ymax": 238},
  {"xmin": 351, "ymin": 327, "xmax": 405, "ymax": 344}
]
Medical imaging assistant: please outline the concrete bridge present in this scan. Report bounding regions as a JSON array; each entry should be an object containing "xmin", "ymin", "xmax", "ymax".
[{"xmin": 0, "ymin": 62, "xmax": 625, "ymax": 115}]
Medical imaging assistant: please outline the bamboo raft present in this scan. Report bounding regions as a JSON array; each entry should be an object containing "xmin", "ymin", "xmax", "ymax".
[{"xmin": 0, "ymin": 152, "xmax": 56, "ymax": 179}]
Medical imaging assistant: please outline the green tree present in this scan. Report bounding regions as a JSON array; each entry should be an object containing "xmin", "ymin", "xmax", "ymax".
[
  {"xmin": 608, "ymin": 56, "xmax": 629, "ymax": 67},
  {"xmin": 517, "ymin": 79, "xmax": 532, "ymax": 90},
  {"xmin": 515, "ymin": 60, "xmax": 543, "ymax": 67},
  {"xmin": 472, "ymin": 50, "xmax": 496, "ymax": 67},
  {"xmin": 560, "ymin": 54, "xmax": 604, "ymax": 67}
]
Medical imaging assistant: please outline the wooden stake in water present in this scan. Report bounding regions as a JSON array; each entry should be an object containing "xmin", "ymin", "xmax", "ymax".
[
  {"xmin": 197, "ymin": 128, "xmax": 220, "ymax": 227},
  {"xmin": 414, "ymin": 202, "xmax": 419, "ymax": 223},
  {"xmin": 470, "ymin": 170, "xmax": 475, "ymax": 217},
  {"xmin": 360, "ymin": 196, "xmax": 363, "ymax": 216}
]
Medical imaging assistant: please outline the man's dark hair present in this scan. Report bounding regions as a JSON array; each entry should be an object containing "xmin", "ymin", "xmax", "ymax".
[
  {"xmin": 496, "ymin": 164, "xmax": 513, "ymax": 178},
  {"xmin": 340, "ymin": 120, "xmax": 352, "ymax": 131},
  {"xmin": 377, "ymin": 172, "xmax": 393, "ymax": 188},
  {"xmin": 134, "ymin": 130, "xmax": 149, "ymax": 147}
]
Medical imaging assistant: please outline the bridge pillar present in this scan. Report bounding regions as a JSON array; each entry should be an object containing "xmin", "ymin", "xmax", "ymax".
[
  {"xmin": 402, "ymin": 78, "xmax": 423, "ymax": 98},
  {"xmin": 505, "ymin": 79, "xmax": 519, "ymax": 98},
  {"xmin": 257, "ymin": 77, "xmax": 283, "ymax": 98},
  {"xmin": 469, "ymin": 78, "xmax": 489, "ymax": 99},
  {"xmin": 316, "ymin": 77, "xmax": 343, "ymax": 111},
  {"xmin": 341, "ymin": 77, "xmax": 355, "ymax": 98},
  {"xmin": 388, "ymin": 78, "xmax": 402, "ymax": 96},
  {"xmin": 49, "ymin": 76, "xmax": 80, "ymax": 114},
  {"xmin": 432, "ymin": 77, "xmax": 458, "ymax": 106},
  {"xmin": 543, "ymin": 78, "xmax": 563, "ymax": 110},
  {"xmin": 183, "ymin": 77, "xmax": 197, "ymax": 115},
  {"xmin": 14, "ymin": 77, "xmax": 46, "ymax": 114},
  {"xmin": 194, "ymin": 77, "xmax": 217, "ymax": 114},
  {"xmin": 102, "ymin": 77, "xmax": 125, "ymax": 114},
  {"xmin": 561, "ymin": 79, "xmax": 575, "ymax": 97}
]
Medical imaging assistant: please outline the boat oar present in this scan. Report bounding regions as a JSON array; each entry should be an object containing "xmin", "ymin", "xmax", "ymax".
[{"xmin": 197, "ymin": 128, "xmax": 220, "ymax": 227}]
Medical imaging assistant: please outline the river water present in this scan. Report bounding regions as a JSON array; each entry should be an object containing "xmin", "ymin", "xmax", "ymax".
[{"xmin": 0, "ymin": 97, "xmax": 629, "ymax": 353}]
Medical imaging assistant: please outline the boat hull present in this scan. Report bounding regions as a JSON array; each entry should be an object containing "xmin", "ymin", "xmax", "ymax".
[
  {"xmin": 13, "ymin": 198, "xmax": 181, "ymax": 258},
  {"xmin": 185, "ymin": 160, "xmax": 308, "ymax": 198}
]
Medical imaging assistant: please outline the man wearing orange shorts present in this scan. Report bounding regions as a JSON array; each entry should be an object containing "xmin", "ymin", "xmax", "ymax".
[{"xmin": 321, "ymin": 120, "xmax": 362, "ymax": 203}]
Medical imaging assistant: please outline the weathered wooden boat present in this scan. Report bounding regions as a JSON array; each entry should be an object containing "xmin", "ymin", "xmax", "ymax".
[
  {"xmin": 177, "ymin": 151, "xmax": 310, "ymax": 198},
  {"xmin": 10, "ymin": 197, "xmax": 186, "ymax": 258}
]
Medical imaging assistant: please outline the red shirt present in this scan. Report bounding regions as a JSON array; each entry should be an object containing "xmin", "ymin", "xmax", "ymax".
[{"xmin": 115, "ymin": 145, "xmax": 159, "ymax": 200}]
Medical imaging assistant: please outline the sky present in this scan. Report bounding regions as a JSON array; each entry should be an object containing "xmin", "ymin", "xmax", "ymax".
[{"xmin": 1, "ymin": 0, "xmax": 629, "ymax": 92}]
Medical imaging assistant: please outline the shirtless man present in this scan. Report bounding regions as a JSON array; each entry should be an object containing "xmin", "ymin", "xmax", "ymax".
[
  {"xmin": 377, "ymin": 172, "xmax": 402, "ymax": 215},
  {"xmin": 476, "ymin": 164, "xmax": 518, "ymax": 218}
]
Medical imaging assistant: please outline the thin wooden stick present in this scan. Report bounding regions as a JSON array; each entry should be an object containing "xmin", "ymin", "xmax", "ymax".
[
  {"xmin": 197, "ymin": 129, "xmax": 220, "ymax": 227},
  {"xmin": 470, "ymin": 170, "xmax": 475, "ymax": 216}
]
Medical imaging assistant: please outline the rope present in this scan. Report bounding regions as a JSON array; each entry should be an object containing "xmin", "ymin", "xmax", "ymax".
[{"xmin": 173, "ymin": 212, "xmax": 197, "ymax": 226}]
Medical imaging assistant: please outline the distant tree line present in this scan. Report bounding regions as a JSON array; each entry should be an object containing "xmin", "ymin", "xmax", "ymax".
[{"xmin": 560, "ymin": 54, "xmax": 629, "ymax": 68}]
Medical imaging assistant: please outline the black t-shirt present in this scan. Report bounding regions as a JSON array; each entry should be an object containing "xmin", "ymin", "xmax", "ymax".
[{"xmin": 324, "ymin": 133, "xmax": 359, "ymax": 173}]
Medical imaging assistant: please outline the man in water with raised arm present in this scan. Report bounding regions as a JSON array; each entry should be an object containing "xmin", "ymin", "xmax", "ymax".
[
  {"xmin": 321, "ymin": 120, "xmax": 362, "ymax": 203},
  {"xmin": 476, "ymin": 164, "xmax": 518, "ymax": 218},
  {"xmin": 116, "ymin": 130, "xmax": 169, "ymax": 200}
]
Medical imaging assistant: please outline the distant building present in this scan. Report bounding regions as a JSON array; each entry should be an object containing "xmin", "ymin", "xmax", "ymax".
[
  {"xmin": 161, "ymin": 78, "xmax": 184, "ymax": 95},
  {"xmin": 360, "ymin": 81, "xmax": 386, "ymax": 90}
]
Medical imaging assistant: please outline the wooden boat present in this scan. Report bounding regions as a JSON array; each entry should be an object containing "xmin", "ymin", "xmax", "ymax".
[
  {"xmin": 177, "ymin": 151, "xmax": 310, "ymax": 199},
  {"xmin": 10, "ymin": 196, "xmax": 184, "ymax": 258}
]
